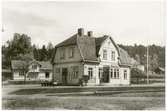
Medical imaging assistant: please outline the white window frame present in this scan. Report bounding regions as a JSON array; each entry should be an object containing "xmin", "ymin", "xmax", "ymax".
[
  {"xmin": 117, "ymin": 69, "xmax": 119, "ymax": 78},
  {"xmin": 110, "ymin": 68, "xmax": 113, "ymax": 78},
  {"xmin": 19, "ymin": 71, "xmax": 24, "ymax": 76},
  {"xmin": 114, "ymin": 69, "xmax": 117, "ymax": 78},
  {"xmin": 103, "ymin": 49, "xmax": 107, "ymax": 60},
  {"xmin": 88, "ymin": 68, "xmax": 93, "ymax": 79},
  {"xmin": 99, "ymin": 68, "xmax": 103, "ymax": 78},
  {"xmin": 124, "ymin": 70, "xmax": 127, "ymax": 80},
  {"xmin": 112, "ymin": 68, "xmax": 119, "ymax": 79},
  {"xmin": 111, "ymin": 51, "xmax": 115, "ymax": 61}
]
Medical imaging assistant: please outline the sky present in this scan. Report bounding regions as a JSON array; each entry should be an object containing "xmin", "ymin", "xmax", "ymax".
[{"xmin": 2, "ymin": 0, "xmax": 165, "ymax": 47}]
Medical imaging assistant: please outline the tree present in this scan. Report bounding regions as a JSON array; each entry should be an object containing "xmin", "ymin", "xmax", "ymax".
[
  {"xmin": 2, "ymin": 33, "xmax": 33, "ymax": 69},
  {"xmin": 32, "ymin": 44, "xmax": 40, "ymax": 61},
  {"xmin": 131, "ymin": 68, "xmax": 146, "ymax": 84},
  {"xmin": 9, "ymin": 33, "xmax": 32, "ymax": 55},
  {"xmin": 39, "ymin": 45, "xmax": 48, "ymax": 61},
  {"xmin": 149, "ymin": 54, "xmax": 159, "ymax": 73},
  {"xmin": 118, "ymin": 44, "xmax": 165, "ymax": 69},
  {"xmin": 47, "ymin": 42, "xmax": 54, "ymax": 60},
  {"xmin": 135, "ymin": 54, "xmax": 140, "ymax": 64}
]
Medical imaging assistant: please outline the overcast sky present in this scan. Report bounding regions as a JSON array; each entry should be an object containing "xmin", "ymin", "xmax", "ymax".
[{"xmin": 2, "ymin": 1, "xmax": 165, "ymax": 47}]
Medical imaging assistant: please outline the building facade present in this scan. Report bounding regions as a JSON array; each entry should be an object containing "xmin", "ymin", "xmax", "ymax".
[
  {"xmin": 52, "ymin": 28, "xmax": 132, "ymax": 85},
  {"xmin": 11, "ymin": 60, "xmax": 52, "ymax": 81}
]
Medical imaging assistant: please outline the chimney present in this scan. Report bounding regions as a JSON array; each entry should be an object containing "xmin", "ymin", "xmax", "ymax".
[
  {"xmin": 87, "ymin": 31, "xmax": 93, "ymax": 37},
  {"xmin": 78, "ymin": 28, "xmax": 84, "ymax": 36}
]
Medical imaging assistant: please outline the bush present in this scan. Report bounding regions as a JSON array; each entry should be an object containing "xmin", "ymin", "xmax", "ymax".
[
  {"xmin": 131, "ymin": 68, "xmax": 146, "ymax": 78},
  {"xmin": 131, "ymin": 68, "xmax": 146, "ymax": 84}
]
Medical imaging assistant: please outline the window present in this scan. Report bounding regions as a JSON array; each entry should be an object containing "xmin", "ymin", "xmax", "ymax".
[
  {"xmin": 60, "ymin": 48, "xmax": 65, "ymax": 59},
  {"xmin": 19, "ymin": 71, "xmax": 24, "ymax": 76},
  {"xmin": 69, "ymin": 47, "xmax": 74, "ymax": 58},
  {"xmin": 69, "ymin": 72, "xmax": 72, "ymax": 80},
  {"xmin": 73, "ymin": 71, "xmax": 78, "ymax": 78},
  {"xmin": 45, "ymin": 72, "xmax": 50, "ymax": 78},
  {"xmin": 111, "ymin": 68, "xmax": 119, "ymax": 79},
  {"xmin": 114, "ymin": 69, "xmax": 117, "ymax": 78},
  {"xmin": 110, "ymin": 69, "xmax": 113, "ymax": 78},
  {"xmin": 117, "ymin": 69, "xmax": 119, "ymax": 78},
  {"xmin": 111, "ymin": 51, "xmax": 115, "ymax": 61},
  {"xmin": 99, "ymin": 68, "xmax": 103, "ymax": 78},
  {"xmin": 124, "ymin": 70, "xmax": 127, "ymax": 80},
  {"xmin": 88, "ymin": 68, "xmax": 93, "ymax": 79},
  {"xmin": 72, "ymin": 66, "xmax": 79, "ymax": 79},
  {"xmin": 103, "ymin": 49, "xmax": 107, "ymax": 60},
  {"xmin": 32, "ymin": 65, "xmax": 37, "ymax": 69}
]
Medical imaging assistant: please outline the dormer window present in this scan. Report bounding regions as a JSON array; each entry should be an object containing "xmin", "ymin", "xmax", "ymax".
[{"xmin": 103, "ymin": 49, "xmax": 107, "ymax": 60}]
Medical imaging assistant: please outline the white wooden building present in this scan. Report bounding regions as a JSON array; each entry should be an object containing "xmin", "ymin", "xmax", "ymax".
[{"xmin": 11, "ymin": 60, "xmax": 52, "ymax": 81}]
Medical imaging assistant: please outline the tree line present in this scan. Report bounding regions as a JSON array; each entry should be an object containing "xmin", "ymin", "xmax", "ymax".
[{"xmin": 118, "ymin": 44, "xmax": 165, "ymax": 72}]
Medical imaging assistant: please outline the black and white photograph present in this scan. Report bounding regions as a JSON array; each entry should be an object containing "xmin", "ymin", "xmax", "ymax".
[{"xmin": 1, "ymin": 0, "xmax": 165, "ymax": 110}]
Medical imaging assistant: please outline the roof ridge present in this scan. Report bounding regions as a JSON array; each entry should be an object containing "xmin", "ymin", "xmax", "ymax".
[{"xmin": 55, "ymin": 34, "xmax": 77, "ymax": 48}]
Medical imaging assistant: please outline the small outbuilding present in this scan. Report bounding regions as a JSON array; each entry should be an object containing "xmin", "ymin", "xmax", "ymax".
[{"xmin": 11, "ymin": 60, "xmax": 53, "ymax": 81}]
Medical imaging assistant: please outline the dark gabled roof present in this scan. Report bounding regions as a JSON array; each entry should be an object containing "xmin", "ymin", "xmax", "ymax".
[
  {"xmin": 11, "ymin": 60, "xmax": 52, "ymax": 70},
  {"xmin": 55, "ymin": 34, "xmax": 77, "ymax": 48},
  {"xmin": 95, "ymin": 36, "xmax": 108, "ymax": 46},
  {"xmin": 54, "ymin": 34, "xmax": 99, "ymax": 63},
  {"xmin": 11, "ymin": 60, "xmax": 27, "ymax": 70},
  {"xmin": 29, "ymin": 60, "xmax": 41, "ymax": 66}
]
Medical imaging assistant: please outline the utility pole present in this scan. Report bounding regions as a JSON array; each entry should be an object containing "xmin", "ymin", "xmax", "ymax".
[{"xmin": 146, "ymin": 46, "xmax": 149, "ymax": 84}]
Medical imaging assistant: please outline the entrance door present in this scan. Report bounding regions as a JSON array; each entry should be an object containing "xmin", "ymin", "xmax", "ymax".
[
  {"xmin": 62, "ymin": 68, "xmax": 68, "ymax": 85},
  {"xmin": 102, "ymin": 66, "xmax": 110, "ymax": 83}
]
